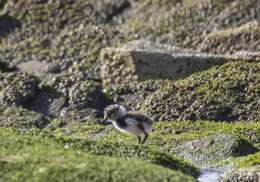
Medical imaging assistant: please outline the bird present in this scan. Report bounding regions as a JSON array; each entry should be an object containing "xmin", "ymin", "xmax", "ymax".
[{"xmin": 100, "ymin": 104, "xmax": 154, "ymax": 144}]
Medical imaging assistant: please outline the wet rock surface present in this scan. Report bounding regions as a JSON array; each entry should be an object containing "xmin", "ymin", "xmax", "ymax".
[{"xmin": 173, "ymin": 134, "xmax": 258, "ymax": 166}]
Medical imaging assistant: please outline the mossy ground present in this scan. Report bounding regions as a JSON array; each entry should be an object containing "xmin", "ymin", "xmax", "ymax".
[
  {"xmin": 234, "ymin": 152, "xmax": 260, "ymax": 168},
  {"xmin": 41, "ymin": 120, "xmax": 260, "ymax": 149},
  {"xmin": 0, "ymin": 128, "xmax": 196, "ymax": 182}
]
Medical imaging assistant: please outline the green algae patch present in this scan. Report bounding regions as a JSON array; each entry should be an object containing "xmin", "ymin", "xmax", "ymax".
[
  {"xmin": 25, "ymin": 122, "xmax": 199, "ymax": 177},
  {"xmin": 41, "ymin": 120, "xmax": 260, "ymax": 152},
  {"xmin": 31, "ymin": 121, "xmax": 260, "ymax": 168},
  {"xmin": 56, "ymin": 137, "xmax": 199, "ymax": 177},
  {"xmin": 0, "ymin": 128, "xmax": 196, "ymax": 182},
  {"xmin": 234, "ymin": 152, "xmax": 260, "ymax": 168}
]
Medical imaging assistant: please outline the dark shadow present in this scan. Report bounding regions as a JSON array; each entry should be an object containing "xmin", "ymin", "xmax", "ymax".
[
  {"xmin": 24, "ymin": 86, "xmax": 67, "ymax": 118},
  {"xmin": 0, "ymin": 14, "xmax": 21, "ymax": 38},
  {"xmin": 105, "ymin": 0, "xmax": 131, "ymax": 22},
  {"xmin": 0, "ymin": 61, "xmax": 17, "ymax": 72}
]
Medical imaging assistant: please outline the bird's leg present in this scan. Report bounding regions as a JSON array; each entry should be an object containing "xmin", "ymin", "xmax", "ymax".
[
  {"xmin": 141, "ymin": 132, "xmax": 149, "ymax": 144},
  {"xmin": 137, "ymin": 135, "xmax": 141, "ymax": 144}
]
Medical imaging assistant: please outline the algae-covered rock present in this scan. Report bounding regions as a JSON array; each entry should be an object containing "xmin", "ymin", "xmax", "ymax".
[
  {"xmin": 40, "ymin": 73, "xmax": 112, "ymax": 122},
  {"xmin": 0, "ymin": 106, "xmax": 47, "ymax": 129},
  {"xmin": 142, "ymin": 61, "xmax": 260, "ymax": 121},
  {"xmin": 201, "ymin": 21, "xmax": 260, "ymax": 54},
  {"xmin": 25, "ymin": 87, "xmax": 67, "ymax": 118},
  {"xmin": 0, "ymin": 0, "xmax": 131, "ymax": 76},
  {"xmin": 44, "ymin": 120, "xmax": 260, "ymax": 157},
  {"xmin": 221, "ymin": 166, "xmax": 260, "ymax": 182},
  {"xmin": 44, "ymin": 73, "xmax": 110, "ymax": 108},
  {"xmin": 221, "ymin": 152, "xmax": 260, "ymax": 181},
  {"xmin": 0, "ymin": 72, "xmax": 38, "ymax": 106},
  {"xmin": 0, "ymin": 128, "xmax": 197, "ymax": 182},
  {"xmin": 173, "ymin": 134, "xmax": 258, "ymax": 166},
  {"xmin": 101, "ymin": 40, "xmax": 240, "ymax": 110},
  {"xmin": 123, "ymin": 0, "xmax": 260, "ymax": 53},
  {"xmin": 101, "ymin": 40, "xmax": 231, "ymax": 86}
]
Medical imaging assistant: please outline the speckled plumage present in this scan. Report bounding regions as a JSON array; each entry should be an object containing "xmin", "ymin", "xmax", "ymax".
[{"xmin": 101, "ymin": 104, "xmax": 154, "ymax": 144}]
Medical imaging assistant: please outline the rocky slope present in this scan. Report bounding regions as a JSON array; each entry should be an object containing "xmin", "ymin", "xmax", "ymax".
[{"xmin": 0, "ymin": 0, "xmax": 260, "ymax": 181}]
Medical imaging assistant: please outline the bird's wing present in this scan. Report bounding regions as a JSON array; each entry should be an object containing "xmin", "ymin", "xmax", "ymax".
[
  {"xmin": 124, "ymin": 117, "xmax": 138, "ymax": 125},
  {"xmin": 125, "ymin": 112, "xmax": 154, "ymax": 125}
]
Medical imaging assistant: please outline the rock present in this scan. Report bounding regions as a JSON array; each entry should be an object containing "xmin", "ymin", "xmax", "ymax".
[
  {"xmin": 59, "ymin": 105, "xmax": 101, "ymax": 123},
  {"xmin": 25, "ymin": 87, "xmax": 67, "ymax": 118},
  {"xmin": 221, "ymin": 165, "xmax": 260, "ymax": 182},
  {"xmin": 17, "ymin": 60, "xmax": 59, "ymax": 78},
  {"xmin": 173, "ymin": 134, "xmax": 258, "ymax": 166},
  {"xmin": 0, "ymin": 72, "xmax": 38, "ymax": 106},
  {"xmin": 0, "ymin": 106, "xmax": 48, "ymax": 129},
  {"xmin": 44, "ymin": 73, "xmax": 110, "ymax": 108},
  {"xmin": 41, "ymin": 73, "xmax": 112, "ymax": 122},
  {"xmin": 200, "ymin": 21, "xmax": 260, "ymax": 54},
  {"xmin": 101, "ymin": 40, "xmax": 230, "ymax": 86},
  {"xmin": 142, "ymin": 61, "xmax": 260, "ymax": 121},
  {"xmin": 0, "ymin": 0, "xmax": 131, "ymax": 76},
  {"xmin": 123, "ymin": 0, "xmax": 260, "ymax": 53}
]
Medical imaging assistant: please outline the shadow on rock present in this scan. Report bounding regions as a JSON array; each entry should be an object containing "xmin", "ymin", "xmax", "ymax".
[{"xmin": 0, "ymin": 14, "xmax": 21, "ymax": 38}]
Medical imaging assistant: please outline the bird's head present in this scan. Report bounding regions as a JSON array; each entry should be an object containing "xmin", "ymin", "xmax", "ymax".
[{"xmin": 101, "ymin": 104, "xmax": 127, "ymax": 123}]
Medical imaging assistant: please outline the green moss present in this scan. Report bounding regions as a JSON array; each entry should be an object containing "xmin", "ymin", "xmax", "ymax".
[
  {"xmin": 0, "ymin": 128, "xmax": 196, "ymax": 182},
  {"xmin": 234, "ymin": 152, "xmax": 260, "ymax": 168},
  {"xmin": 32, "ymin": 119, "xmax": 260, "ymax": 153},
  {"xmin": 57, "ymin": 137, "xmax": 199, "ymax": 176},
  {"xmin": 27, "ymin": 122, "xmax": 199, "ymax": 176}
]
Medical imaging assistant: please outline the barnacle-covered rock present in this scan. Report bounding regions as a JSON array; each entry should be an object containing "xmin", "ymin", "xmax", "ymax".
[
  {"xmin": 142, "ymin": 61, "xmax": 260, "ymax": 121},
  {"xmin": 0, "ymin": 72, "xmax": 38, "ymax": 106}
]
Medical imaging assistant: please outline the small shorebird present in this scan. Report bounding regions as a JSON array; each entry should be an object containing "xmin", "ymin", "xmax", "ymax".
[{"xmin": 101, "ymin": 104, "xmax": 154, "ymax": 144}]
